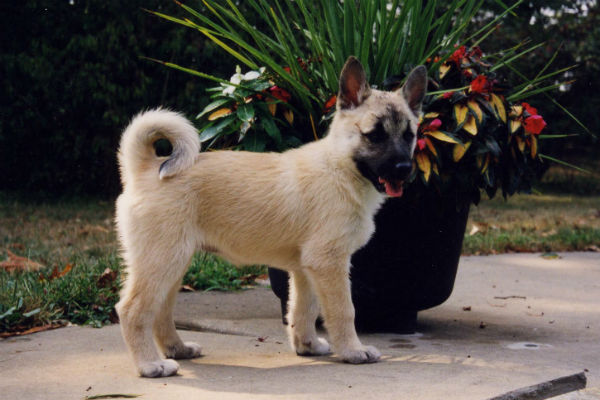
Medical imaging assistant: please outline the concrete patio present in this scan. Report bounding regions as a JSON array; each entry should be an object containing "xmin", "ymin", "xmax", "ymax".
[{"xmin": 1, "ymin": 253, "xmax": 599, "ymax": 399}]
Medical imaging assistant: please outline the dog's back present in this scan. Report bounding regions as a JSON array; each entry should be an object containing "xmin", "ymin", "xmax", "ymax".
[{"xmin": 116, "ymin": 108, "xmax": 374, "ymax": 269}]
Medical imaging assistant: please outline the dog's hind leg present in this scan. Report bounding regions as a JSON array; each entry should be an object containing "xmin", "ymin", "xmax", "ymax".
[
  {"xmin": 116, "ymin": 246, "xmax": 195, "ymax": 378},
  {"xmin": 287, "ymin": 270, "xmax": 331, "ymax": 356},
  {"xmin": 306, "ymin": 258, "xmax": 381, "ymax": 364},
  {"xmin": 154, "ymin": 278, "xmax": 202, "ymax": 360}
]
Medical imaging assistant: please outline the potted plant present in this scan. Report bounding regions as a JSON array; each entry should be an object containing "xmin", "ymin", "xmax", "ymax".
[{"xmin": 152, "ymin": 0, "xmax": 577, "ymax": 332}]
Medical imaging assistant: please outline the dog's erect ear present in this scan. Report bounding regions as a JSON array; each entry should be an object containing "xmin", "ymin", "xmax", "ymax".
[
  {"xmin": 338, "ymin": 56, "xmax": 371, "ymax": 110},
  {"xmin": 401, "ymin": 65, "xmax": 428, "ymax": 116}
]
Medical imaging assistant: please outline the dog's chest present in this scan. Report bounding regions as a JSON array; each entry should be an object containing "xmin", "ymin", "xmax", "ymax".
[{"xmin": 349, "ymin": 189, "xmax": 385, "ymax": 251}]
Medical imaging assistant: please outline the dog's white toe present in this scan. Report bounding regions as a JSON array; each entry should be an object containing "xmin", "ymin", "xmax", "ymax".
[
  {"xmin": 296, "ymin": 337, "xmax": 331, "ymax": 356},
  {"xmin": 139, "ymin": 359, "xmax": 180, "ymax": 378},
  {"xmin": 165, "ymin": 342, "xmax": 203, "ymax": 360},
  {"xmin": 181, "ymin": 342, "xmax": 203, "ymax": 358},
  {"xmin": 340, "ymin": 345, "xmax": 381, "ymax": 364}
]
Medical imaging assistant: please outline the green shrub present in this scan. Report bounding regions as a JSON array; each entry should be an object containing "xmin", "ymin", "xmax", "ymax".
[{"xmin": 0, "ymin": 1, "xmax": 231, "ymax": 198}]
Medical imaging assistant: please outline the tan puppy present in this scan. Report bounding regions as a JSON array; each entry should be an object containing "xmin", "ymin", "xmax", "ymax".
[{"xmin": 115, "ymin": 57, "xmax": 427, "ymax": 377}]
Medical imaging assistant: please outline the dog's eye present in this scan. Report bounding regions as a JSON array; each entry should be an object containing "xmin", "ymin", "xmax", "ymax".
[
  {"xmin": 364, "ymin": 123, "xmax": 388, "ymax": 144},
  {"xmin": 402, "ymin": 129, "xmax": 414, "ymax": 143}
]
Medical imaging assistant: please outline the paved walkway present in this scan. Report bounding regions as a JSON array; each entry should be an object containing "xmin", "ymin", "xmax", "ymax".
[{"xmin": 1, "ymin": 253, "xmax": 599, "ymax": 399}]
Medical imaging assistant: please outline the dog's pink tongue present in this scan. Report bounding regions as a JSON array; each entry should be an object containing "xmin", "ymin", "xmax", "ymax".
[{"xmin": 378, "ymin": 178, "xmax": 404, "ymax": 197}]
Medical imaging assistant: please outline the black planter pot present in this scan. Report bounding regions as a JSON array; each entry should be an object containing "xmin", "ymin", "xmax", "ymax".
[{"xmin": 268, "ymin": 188, "xmax": 470, "ymax": 334}]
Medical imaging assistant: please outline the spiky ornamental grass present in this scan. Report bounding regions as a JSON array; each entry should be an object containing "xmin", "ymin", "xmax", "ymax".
[{"xmin": 151, "ymin": 0, "xmax": 585, "ymax": 204}]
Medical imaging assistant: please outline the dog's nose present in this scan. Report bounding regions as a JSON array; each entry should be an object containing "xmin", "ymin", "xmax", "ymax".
[{"xmin": 394, "ymin": 162, "xmax": 412, "ymax": 177}]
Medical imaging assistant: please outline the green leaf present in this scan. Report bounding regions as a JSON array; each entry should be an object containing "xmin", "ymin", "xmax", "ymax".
[
  {"xmin": 244, "ymin": 131, "xmax": 267, "ymax": 152},
  {"xmin": 484, "ymin": 137, "xmax": 501, "ymax": 157},
  {"xmin": 261, "ymin": 118, "xmax": 281, "ymax": 144},
  {"xmin": 539, "ymin": 154, "xmax": 591, "ymax": 174},
  {"xmin": 23, "ymin": 308, "xmax": 41, "ymax": 318},
  {"xmin": 199, "ymin": 116, "xmax": 236, "ymax": 143},
  {"xmin": 197, "ymin": 99, "xmax": 232, "ymax": 119},
  {"xmin": 0, "ymin": 306, "xmax": 16, "ymax": 320},
  {"xmin": 195, "ymin": 27, "xmax": 258, "ymax": 70},
  {"xmin": 143, "ymin": 58, "xmax": 232, "ymax": 86},
  {"xmin": 539, "ymin": 134, "xmax": 581, "ymax": 140},
  {"xmin": 236, "ymin": 103, "xmax": 255, "ymax": 122},
  {"xmin": 244, "ymin": 79, "xmax": 272, "ymax": 92}
]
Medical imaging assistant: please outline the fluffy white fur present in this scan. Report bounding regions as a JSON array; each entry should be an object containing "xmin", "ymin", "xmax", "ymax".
[{"xmin": 115, "ymin": 59, "xmax": 424, "ymax": 378}]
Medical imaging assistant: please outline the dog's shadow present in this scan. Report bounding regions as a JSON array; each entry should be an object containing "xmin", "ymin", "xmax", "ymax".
[
  {"xmin": 166, "ymin": 310, "xmax": 563, "ymax": 396},
  {"xmin": 172, "ymin": 353, "xmax": 406, "ymax": 396}
]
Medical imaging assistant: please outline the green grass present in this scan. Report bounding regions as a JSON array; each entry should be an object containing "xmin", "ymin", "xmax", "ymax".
[
  {"xmin": 464, "ymin": 193, "xmax": 600, "ymax": 255},
  {"xmin": 0, "ymin": 254, "xmax": 121, "ymax": 332},
  {"xmin": 0, "ymin": 195, "xmax": 266, "ymax": 335},
  {"xmin": 183, "ymin": 253, "xmax": 266, "ymax": 292}
]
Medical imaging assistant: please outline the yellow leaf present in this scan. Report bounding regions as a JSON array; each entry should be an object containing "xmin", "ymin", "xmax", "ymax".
[
  {"xmin": 283, "ymin": 109, "xmax": 294, "ymax": 124},
  {"xmin": 432, "ymin": 162, "xmax": 439, "ymax": 175},
  {"xmin": 424, "ymin": 112, "xmax": 439, "ymax": 119},
  {"xmin": 509, "ymin": 105, "xmax": 523, "ymax": 118},
  {"xmin": 481, "ymin": 155, "xmax": 490, "ymax": 174},
  {"xmin": 416, "ymin": 153, "xmax": 431, "ymax": 182},
  {"xmin": 454, "ymin": 104, "xmax": 468, "ymax": 126},
  {"xmin": 516, "ymin": 136, "xmax": 526, "ymax": 152},
  {"xmin": 425, "ymin": 137, "xmax": 438, "ymax": 157},
  {"xmin": 268, "ymin": 102, "xmax": 277, "ymax": 116},
  {"xmin": 439, "ymin": 63, "xmax": 451, "ymax": 79},
  {"xmin": 530, "ymin": 136, "xmax": 538, "ymax": 158},
  {"xmin": 476, "ymin": 154, "xmax": 483, "ymax": 169},
  {"xmin": 467, "ymin": 100, "xmax": 483, "ymax": 124},
  {"xmin": 208, "ymin": 108, "xmax": 232, "ymax": 121},
  {"xmin": 491, "ymin": 94, "xmax": 507, "ymax": 123},
  {"xmin": 453, "ymin": 141, "xmax": 472, "ymax": 162},
  {"xmin": 510, "ymin": 119, "xmax": 522, "ymax": 134},
  {"xmin": 463, "ymin": 115, "xmax": 478, "ymax": 136},
  {"xmin": 425, "ymin": 130, "xmax": 459, "ymax": 144}
]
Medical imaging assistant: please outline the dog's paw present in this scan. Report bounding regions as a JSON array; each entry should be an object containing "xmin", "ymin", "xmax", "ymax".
[
  {"xmin": 139, "ymin": 359, "xmax": 180, "ymax": 378},
  {"xmin": 296, "ymin": 337, "xmax": 331, "ymax": 356},
  {"xmin": 340, "ymin": 345, "xmax": 381, "ymax": 364},
  {"xmin": 165, "ymin": 342, "xmax": 203, "ymax": 360}
]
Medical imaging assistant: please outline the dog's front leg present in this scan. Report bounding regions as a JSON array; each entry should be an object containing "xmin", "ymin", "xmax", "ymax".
[
  {"xmin": 307, "ymin": 259, "xmax": 381, "ymax": 364},
  {"xmin": 287, "ymin": 270, "xmax": 331, "ymax": 356}
]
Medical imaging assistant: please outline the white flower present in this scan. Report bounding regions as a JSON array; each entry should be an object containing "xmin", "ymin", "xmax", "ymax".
[
  {"xmin": 222, "ymin": 85, "xmax": 235, "ymax": 95},
  {"xmin": 222, "ymin": 66, "xmax": 265, "ymax": 95},
  {"xmin": 229, "ymin": 73, "xmax": 242, "ymax": 85},
  {"xmin": 242, "ymin": 70, "xmax": 261, "ymax": 81}
]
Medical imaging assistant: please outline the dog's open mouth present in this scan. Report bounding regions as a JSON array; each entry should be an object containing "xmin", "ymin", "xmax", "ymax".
[{"xmin": 377, "ymin": 177, "xmax": 404, "ymax": 197}]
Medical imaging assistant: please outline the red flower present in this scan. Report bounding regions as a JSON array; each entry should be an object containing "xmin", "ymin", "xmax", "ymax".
[
  {"xmin": 296, "ymin": 57, "xmax": 308, "ymax": 71},
  {"xmin": 420, "ymin": 118, "xmax": 442, "ymax": 134},
  {"xmin": 449, "ymin": 45, "xmax": 466, "ymax": 65},
  {"xmin": 323, "ymin": 94, "xmax": 337, "ymax": 112},
  {"xmin": 442, "ymin": 91, "xmax": 454, "ymax": 99},
  {"xmin": 468, "ymin": 46, "xmax": 483, "ymax": 59},
  {"xmin": 428, "ymin": 118, "xmax": 442, "ymax": 130},
  {"xmin": 269, "ymin": 86, "xmax": 291, "ymax": 103},
  {"xmin": 524, "ymin": 114, "xmax": 546, "ymax": 135},
  {"xmin": 417, "ymin": 138, "xmax": 427, "ymax": 151},
  {"xmin": 522, "ymin": 102, "xmax": 538, "ymax": 116},
  {"xmin": 470, "ymin": 75, "xmax": 490, "ymax": 94}
]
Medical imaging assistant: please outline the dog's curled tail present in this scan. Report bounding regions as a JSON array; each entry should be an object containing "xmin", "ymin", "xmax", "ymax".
[{"xmin": 118, "ymin": 109, "xmax": 200, "ymax": 185}]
